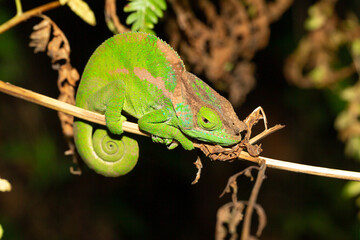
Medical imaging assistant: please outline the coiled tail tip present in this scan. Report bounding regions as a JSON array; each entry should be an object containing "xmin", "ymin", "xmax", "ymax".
[{"xmin": 74, "ymin": 121, "xmax": 140, "ymax": 177}]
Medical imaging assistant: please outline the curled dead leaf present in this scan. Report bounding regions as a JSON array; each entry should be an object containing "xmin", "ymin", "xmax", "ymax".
[
  {"xmin": 29, "ymin": 19, "xmax": 51, "ymax": 53},
  {"xmin": 29, "ymin": 15, "xmax": 80, "ymax": 174},
  {"xmin": 168, "ymin": 0, "xmax": 292, "ymax": 106},
  {"xmin": 215, "ymin": 201, "xmax": 245, "ymax": 240}
]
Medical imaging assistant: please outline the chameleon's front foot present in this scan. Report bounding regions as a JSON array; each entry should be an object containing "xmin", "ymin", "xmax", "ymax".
[
  {"xmin": 105, "ymin": 115, "xmax": 127, "ymax": 135},
  {"xmin": 179, "ymin": 138, "xmax": 194, "ymax": 150}
]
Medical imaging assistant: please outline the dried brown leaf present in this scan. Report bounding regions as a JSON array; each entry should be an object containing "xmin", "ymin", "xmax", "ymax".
[
  {"xmin": 244, "ymin": 169, "xmax": 254, "ymax": 180},
  {"xmin": 47, "ymin": 37, "xmax": 68, "ymax": 65},
  {"xmin": 254, "ymin": 203, "xmax": 267, "ymax": 237},
  {"xmin": 215, "ymin": 202, "xmax": 245, "ymax": 240},
  {"xmin": 220, "ymin": 166, "xmax": 260, "ymax": 198},
  {"xmin": 228, "ymin": 203, "xmax": 244, "ymax": 239},
  {"xmin": 29, "ymin": 15, "xmax": 80, "ymax": 174},
  {"xmin": 58, "ymin": 64, "xmax": 80, "ymax": 88},
  {"xmin": 215, "ymin": 202, "xmax": 232, "ymax": 240},
  {"xmin": 169, "ymin": 0, "xmax": 293, "ymax": 106},
  {"xmin": 191, "ymin": 156, "xmax": 203, "ymax": 184},
  {"xmin": 29, "ymin": 19, "xmax": 51, "ymax": 53}
]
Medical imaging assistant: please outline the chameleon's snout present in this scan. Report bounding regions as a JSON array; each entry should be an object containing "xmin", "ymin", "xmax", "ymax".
[
  {"xmin": 230, "ymin": 126, "xmax": 241, "ymax": 137},
  {"xmin": 229, "ymin": 119, "xmax": 248, "ymax": 141},
  {"xmin": 234, "ymin": 129, "xmax": 244, "ymax": 141}
]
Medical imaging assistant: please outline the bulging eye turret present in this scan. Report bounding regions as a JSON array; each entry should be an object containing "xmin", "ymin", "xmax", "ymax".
[{"xmin": 197, "ymin": 107, "xmax": 221, "ymax": 130}]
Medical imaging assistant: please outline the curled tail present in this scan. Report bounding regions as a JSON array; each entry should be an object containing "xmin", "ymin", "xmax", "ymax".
[{"xmin": 74, "ymin": 120, "xmax": 139, "ymax": 177}]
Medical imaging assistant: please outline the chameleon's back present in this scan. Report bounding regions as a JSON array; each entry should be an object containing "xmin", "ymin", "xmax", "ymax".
[{"xmin": 75, "ymin": 32, "xmax": 183, "ymax": 110}]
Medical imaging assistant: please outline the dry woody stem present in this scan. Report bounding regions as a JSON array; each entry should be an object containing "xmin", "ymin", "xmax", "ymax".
[
  {"xmin": 241, "ymin": 161, "xmax": 266, "ymax": 239},
  {"xmin": 0, "ymin": 79, "xmax": 360, "ymax": 181},
  {"xmin": 0, "ymin": 1, "xmax": 61, "ymax": 34}
]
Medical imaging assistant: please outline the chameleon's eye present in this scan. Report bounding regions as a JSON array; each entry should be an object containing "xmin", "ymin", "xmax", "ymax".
[{"xmin": 197, "ymin": 107, "xmax": 221, "ymax": 130}]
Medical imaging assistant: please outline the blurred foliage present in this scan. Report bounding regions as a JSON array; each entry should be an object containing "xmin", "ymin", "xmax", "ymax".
[
  {"xmin": 285, "ymin": 0, "xmax": 360, "ymax": 220},
  {"xmin": 0, "ymin": 134, "xmax": 69, "ymax": 189},
  {"xmin": 0, "ymin": 9, "xmax": 26, "ymax": 84}
]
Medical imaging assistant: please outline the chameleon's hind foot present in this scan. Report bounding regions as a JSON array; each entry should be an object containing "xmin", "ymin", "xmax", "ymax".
[
  {"xmin": 151, "ymin": 136, "xmax": 178, "ymax": 149},
  {"xmin": 152, "ymin": 135, "xmax": 171, "ymax": 144}
]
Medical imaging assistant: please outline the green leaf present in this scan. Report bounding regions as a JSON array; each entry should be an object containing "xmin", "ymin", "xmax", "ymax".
[
  {"xmin": 132, "ymin": 18, "xmax": 141, "ymax": 31},
  {"xmin": 0, "ymin": 224, "xmax": 3, "ymax": 239},
  {"xmin": 124, "ymin": 2, "xmax": 144, "ymax": 12},
  {"xmin": 145, "ymin": 22, "xmax": 154, "ymax": 29},
  {"xmin": 126, "ymin": 12, "xmax": 139, "ymax": 25},
  {"xmin": 149, "ymin": 0, "xmax": 166, "ymax": 10},
  {"xmin": 145, "ymin": 8, "xmax": 158, "ymax": 24},
  {"xmin": 150, "ymin": 3, "xmax": 164, "ymax": 18},
  {"xmin": 145, "ymin": 15, "xmax": 155, "ymax": 27},
  {"xmin": 124, "ymin": 0, "xmax": 167, "ymax": 33}
]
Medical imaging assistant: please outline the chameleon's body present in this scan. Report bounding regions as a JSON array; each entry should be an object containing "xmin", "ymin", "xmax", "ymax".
[{"xmin": 74, "ymin": 32, "xmax": 245, "ymax": 177}]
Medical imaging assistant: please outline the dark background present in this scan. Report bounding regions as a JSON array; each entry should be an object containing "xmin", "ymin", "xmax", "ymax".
[{"xmin": 0, "ymin": 0, "xmax": 359, "ymax": 239}]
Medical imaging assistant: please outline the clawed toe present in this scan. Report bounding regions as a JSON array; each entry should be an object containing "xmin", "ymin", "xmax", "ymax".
[{"xmin": 151, "ymin": 135, "xmax": 178, "ymax": 149}]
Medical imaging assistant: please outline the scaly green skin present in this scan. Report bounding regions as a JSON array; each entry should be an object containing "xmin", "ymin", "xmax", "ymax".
[{"xmin": 74, "ymin": 32, "xmax": 246, "ymax": 177}]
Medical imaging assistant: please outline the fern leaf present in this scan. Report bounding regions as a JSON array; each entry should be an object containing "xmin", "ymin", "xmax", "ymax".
[
  {"xmin": 126, "ymin": 12, "xmax": 139, "ymax": 25},
  {"xmin": 148, "ymin": 0, "xmax": 166, "ymax": 16},
  {"xmin": 124, "ymin": 0, "xmax": 167, "ymax": 33}
]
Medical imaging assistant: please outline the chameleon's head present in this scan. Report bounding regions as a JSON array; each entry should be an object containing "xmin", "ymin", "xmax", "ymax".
[
  {"xmin": 174, "ymin": 72, "xmax": 247, "ymax": 146},
  {"xmin": 180, "ymin": 106, "xmax": 246, "ymax": 146}
]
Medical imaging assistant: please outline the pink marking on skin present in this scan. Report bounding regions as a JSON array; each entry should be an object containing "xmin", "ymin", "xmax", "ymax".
[
  {"xmin": 133, "ymin": 67, "xmax": 172, "ymax": 98},
  {"xmin": 109, "ymin": 68, "xmax": 129, "ymax": 75}
]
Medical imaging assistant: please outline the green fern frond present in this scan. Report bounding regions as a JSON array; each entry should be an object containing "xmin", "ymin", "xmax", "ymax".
[{"xmin": 124, "ymin": 0, "xmax": 166, "ymax": 33}]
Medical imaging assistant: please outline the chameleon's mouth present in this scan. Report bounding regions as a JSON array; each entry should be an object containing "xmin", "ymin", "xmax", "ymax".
[
  {"xmin": 238, "ymin": 128, "xmax": 247, "ymax": 140},
  {"xmin": 181, "ymin": 128, "xmax": 242, "ymax": 147},
  {"xmin": 218, "ymin": 132, "xmax": 242, "ymax": 146}
]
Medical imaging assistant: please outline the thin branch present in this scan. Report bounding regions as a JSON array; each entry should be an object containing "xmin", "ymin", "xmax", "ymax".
[
  {"xmin": 105, "ymin": 0, "xmax": 129, "ymax": 34},
  {"xmin": 239, "ymin": 152, "xmax": 360, "ymax": 181},
  {"xmin": 241, "ymin": 161, "xmax": 266, "ymax": 240},
  {"xmin": 15, "ymin": 0, "xmax": 23, "ymax": 16},
  {"xmin": 0, "ymin": 79, "xmax": 360, "ymax": 181},
  {"xmin": 220, "ymin": 166, "xmax": 260, "ymax": 198},
  {"xmin": 0, "ymin": 81, "xmax": 146, "ymax": 137},
  {"xmin": 0, "ymin": 1, "xmax": 61, "ymax": 34},
  {"xmin": 248, "ymin": 124, "xmax": 285, "ymax": 145}
]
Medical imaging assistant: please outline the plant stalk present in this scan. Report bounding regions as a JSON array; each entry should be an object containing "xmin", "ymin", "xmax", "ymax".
[{"xmin": 0, "ymin": 1, "xmax": 61, "ymax": 34}]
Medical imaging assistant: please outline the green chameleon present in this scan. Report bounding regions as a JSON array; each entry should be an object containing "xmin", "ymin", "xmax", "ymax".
[{"xmin": 74, "ymin": 32, "xmax": 246, "ymax": 177}]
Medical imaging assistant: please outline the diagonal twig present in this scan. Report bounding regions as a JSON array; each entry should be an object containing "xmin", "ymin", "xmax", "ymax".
[
  {"xmin": 0, "ymin": 1, "xmax": 61, "ymax": 34},
  {"xmin": 0, "ymin": 79, "xmax": 360, "ymax": 181}
]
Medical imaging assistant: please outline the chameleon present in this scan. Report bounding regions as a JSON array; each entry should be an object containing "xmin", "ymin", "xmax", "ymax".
[{"xmin": 74, "ymin": 32, "xmax": 246, "ymax": 177}]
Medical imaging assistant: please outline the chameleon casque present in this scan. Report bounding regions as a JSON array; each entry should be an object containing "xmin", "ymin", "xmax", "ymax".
[{"xmin": 74, "ymin": 32, "xmax": 246, "ymax": 177}]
